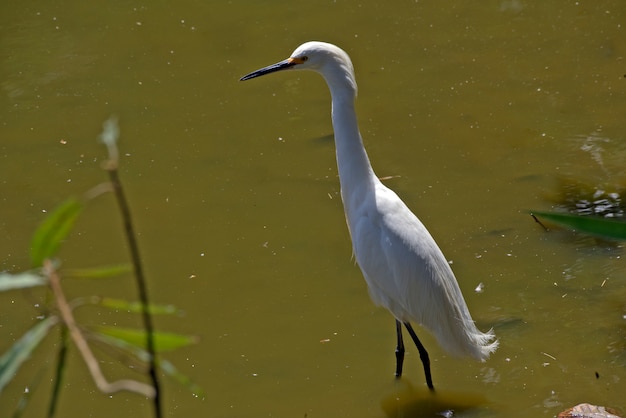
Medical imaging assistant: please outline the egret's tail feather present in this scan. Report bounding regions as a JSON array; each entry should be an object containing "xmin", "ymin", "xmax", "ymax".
[
  {"xmin": 470, "ymin": 327, "xmax": 499, "ymax": 362},
  {"xmin": 433, "ymin": 317, "xmax": 498, "ymax": 361}
]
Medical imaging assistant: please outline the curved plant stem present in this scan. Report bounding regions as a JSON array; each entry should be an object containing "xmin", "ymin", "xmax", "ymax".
[{"xmin": 44, "ymin": 260, "xmax": 155, "ymax": 398}]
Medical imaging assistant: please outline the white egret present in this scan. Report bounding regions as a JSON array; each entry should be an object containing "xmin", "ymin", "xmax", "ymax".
[{"xmin": 240, "ymin": 41, "xmax": 498, "ymax": 390}]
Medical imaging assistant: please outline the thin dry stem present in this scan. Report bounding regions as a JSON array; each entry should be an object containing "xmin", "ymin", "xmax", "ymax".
[{"xmin": 44, "ymin": 260, "xmax": 155, "ymax": 398}]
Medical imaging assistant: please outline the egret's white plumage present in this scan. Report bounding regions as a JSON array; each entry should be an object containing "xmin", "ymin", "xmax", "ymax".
[{"xmin": 241, "ymin": 41, "xmax": 498, "ymax": 389}]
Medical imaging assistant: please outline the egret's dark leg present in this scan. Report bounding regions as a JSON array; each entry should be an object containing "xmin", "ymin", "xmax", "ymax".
[
  {"xmin": 395, "ymin": 320, "xmax": 405, "ymax": 378},
  {"xmin": 404, "ymin": 322, "xmax": 435, "ymax": 391}
]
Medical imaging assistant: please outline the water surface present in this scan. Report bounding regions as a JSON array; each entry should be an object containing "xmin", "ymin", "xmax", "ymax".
[{"xmin": 1, "ymin": 1, "xmax": 625, "ymax": 417}]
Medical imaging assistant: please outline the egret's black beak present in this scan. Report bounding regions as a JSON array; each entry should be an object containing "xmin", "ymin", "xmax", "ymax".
[{"xmin": 240, "ymin": 58, "xmax": 300, "ymax": 81}]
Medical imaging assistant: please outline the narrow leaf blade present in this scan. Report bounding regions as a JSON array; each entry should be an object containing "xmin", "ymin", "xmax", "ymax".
[
  {"xmin": 94, "ymin": 326, "xmax": 198, "ymax": 352},
  {"xmin": 0, "ymin": 272, "xmax": 47, "ymax": 292},
  {"xmin": 0, "ymin": 317, "xmax": 58, "ymax": 394},
  {"xmin": 63, "ymin": 264, "xmax": 132, "ymax": 279},
  {"xmin": 532, "ymin": 210, "xmax": 626, "ymax": 240},
  {"xmin": 97, "ymin": 298, "xmax": 179, "ymax": 315},
  {"xmin": 92, "ymin": 333, "xmax": 203, "ymax": 397},
  {"xmin": 30, "ymin": 198, "xmax": 83, "ymax": 267},
  {"xmin": 158, "ymin": 358, "xmax": 204, "ymax": 397}
]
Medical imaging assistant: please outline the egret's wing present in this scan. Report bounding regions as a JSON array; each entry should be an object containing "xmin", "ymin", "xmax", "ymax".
[{"xmin": 351, "ymin": 183, "xmax": 497, "ymax": 360}]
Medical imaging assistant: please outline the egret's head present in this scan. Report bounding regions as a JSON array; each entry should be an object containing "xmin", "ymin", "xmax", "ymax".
[
  {"xmin": 240, "ymin": 41, "xmax": 357, "ymax": 96},
  {"xmin": 290, "ymin": 42, "xmax": 353, "ymax": 72}
]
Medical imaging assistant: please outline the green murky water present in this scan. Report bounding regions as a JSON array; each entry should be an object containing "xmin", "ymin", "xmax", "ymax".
[{"xmin": 1, "ymin": 1, "xmax": 625, "ymax": 417}]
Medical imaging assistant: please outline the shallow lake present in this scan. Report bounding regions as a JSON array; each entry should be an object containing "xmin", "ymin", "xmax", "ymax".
[{"xmin": 1, "ymin": 1, "xmax": 625, "ymax": 416}]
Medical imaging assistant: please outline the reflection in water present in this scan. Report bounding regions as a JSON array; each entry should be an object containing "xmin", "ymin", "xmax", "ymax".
[{"xmin": 380, "ymin": 380, "xmax": 491, "ymax": 417}]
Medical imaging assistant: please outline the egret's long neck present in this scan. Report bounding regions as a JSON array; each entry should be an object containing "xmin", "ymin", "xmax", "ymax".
[{"xmin": 329, "ymin": 87, "xmax": 377, "ymax": 214}]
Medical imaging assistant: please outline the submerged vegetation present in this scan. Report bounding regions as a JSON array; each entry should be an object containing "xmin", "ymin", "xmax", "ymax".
[
  {"xmin": 552, "ymin": 178, "xmax": 626, "ymax": 219},
  {"xmin": 533, "ymin": 178, "xmax": 626, "ymax": 241},
  {"xmin": 0, "ymin": 117, "xmax": 200, "ymax": 418}
]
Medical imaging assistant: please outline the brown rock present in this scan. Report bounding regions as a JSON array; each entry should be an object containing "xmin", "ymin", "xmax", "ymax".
[{"xmin": 558, "ymin": 403, "xmax": 622, "ymax": 418}]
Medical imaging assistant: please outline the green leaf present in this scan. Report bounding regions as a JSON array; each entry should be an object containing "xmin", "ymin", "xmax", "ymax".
[
  {"xmin": 92, "ymin": 333, "xmax": 203, "ymax": 397},
  {"xmin": 63, "ymin": 264, "xmax": 132, "ymax": 279},
  {"xmin": 157, "ymin": 358, "xmax": 204, "ymax": 397},
  {"xmin": 97, "ymin": 298, "xmax": 179, "ymax": 315},
  {"xmin": 0, "ymin": 317, "xmax": 58, "ymax": 394},
  {"xmin": 91, "ymin": 332, "xmax": 150, "ymax": 363},
  {"xmin": 30, "ymin": 198, "xmax": 83, "ymax": 267},
  {"xmin": 532, "ymin": 210, "xmax": 626, "ymax": 241},
  {"xmin": 93, "ymin": 326, "xmax": 197, "ymax": 352},
  {"xmin": 0, "ymin": 272, "xmax": 47, "ymax": 292}
]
